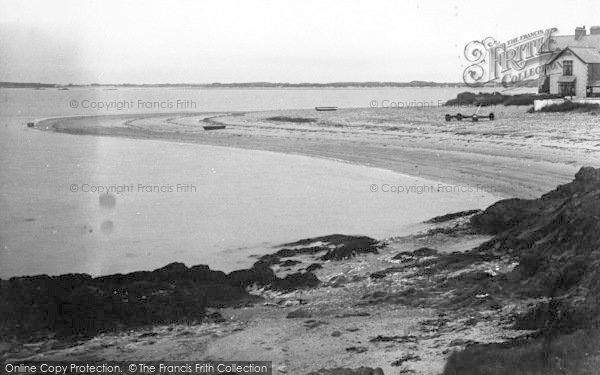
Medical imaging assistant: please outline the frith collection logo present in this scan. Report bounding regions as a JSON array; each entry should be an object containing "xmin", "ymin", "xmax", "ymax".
[{"xmin": 463, "ymin": 28, "xmax": 558, "ymax": 87}]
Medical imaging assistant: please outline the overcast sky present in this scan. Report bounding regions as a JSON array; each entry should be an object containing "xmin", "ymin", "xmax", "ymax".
[{"xmin": 0, "ymin": 0, "xmax": 599, "ymax": 84}]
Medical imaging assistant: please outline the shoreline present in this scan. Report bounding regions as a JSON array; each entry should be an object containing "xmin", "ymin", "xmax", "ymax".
[
  {"xmin": 5, "ymin": 106, "xmax": 600, "ymax": 372},
  {"xmin": 0, "ymin": 211, "xmax": 513, "ymax": 375},
  {"xmin": 5, "ymin": 113, "xmax": 505, "ymax": 279},
  {"xmin": 37, "ymin": 106, "xmax": 598, "ymax": 199}
]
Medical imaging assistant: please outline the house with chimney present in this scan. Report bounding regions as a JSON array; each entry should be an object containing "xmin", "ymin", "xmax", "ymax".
[{"xmin": 539, "ymin": 26, "xmax": 600, "ymax": 97}]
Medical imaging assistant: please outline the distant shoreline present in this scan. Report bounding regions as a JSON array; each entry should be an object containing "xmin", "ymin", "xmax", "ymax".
[{"xmin": 0, "ymin": 79, "xmax": 539, "ymax": 89}]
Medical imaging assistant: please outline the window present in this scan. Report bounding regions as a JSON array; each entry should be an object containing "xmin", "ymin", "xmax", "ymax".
[
  {"xmin": 539, "ymin": 77, "xmax": 550, "ymax": 94},
  {"xmin": 559, "ymin": 82, "xmax": 575, "ymax": 96},
  {"xmin": 563, "ymin": 60, "xmax": 573, "ymax": 76}
]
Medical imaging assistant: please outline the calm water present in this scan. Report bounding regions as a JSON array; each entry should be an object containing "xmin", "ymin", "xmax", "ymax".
[
  {"xmin": 0, "ymin": 86, "xmax": 494, "ymax": 116},
  {"xmin": 0, "ymin": 87, "xmax": 502, "ymax": 278}
]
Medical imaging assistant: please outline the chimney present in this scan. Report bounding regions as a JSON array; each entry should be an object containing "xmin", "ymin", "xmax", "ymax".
[
  {"xmin": 591, "ymin": 26, "xmax": 600, "ymax": 35},
  {"xmin": 575, "ymin": 26, "xmax": 586, "ymax": 39}
]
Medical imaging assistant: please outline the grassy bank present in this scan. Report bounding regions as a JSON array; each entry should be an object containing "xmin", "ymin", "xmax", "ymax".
[
  {"xmin": 442, "ymin": 166, "xmax": 600, "ymax": 374},
  {"xmin": 444, "ymin": 329, "xmax": 600, "ymax": 375},
  {"xmin": 445, "ymin": 92, "xmax": 560, "ymax": 107},
  {"xmin": 537, "ymin": 101, "xmax": 600, "ymax": 113}
]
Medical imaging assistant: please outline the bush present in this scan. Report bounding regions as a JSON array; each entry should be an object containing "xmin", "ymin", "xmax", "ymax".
[
  {"xmin": 444, "ymin": 92, "xmax": 561, "ymax": 107},
  {"xmin": 503, "ymin": 93, "xmax": 560, "ymax": 106},
  {"xmin": 539, "ymin": 101, "xmax": 600, "ymax": 112}
]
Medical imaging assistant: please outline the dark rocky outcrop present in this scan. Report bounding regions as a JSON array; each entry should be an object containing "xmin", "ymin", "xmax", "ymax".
[
  {"xmin": 0, "ymin": 259, "xmax": 319, "ymax": 339},
  {"xmin": 472, "ymin": 167, "xmax": 600, "ymax": 327},
  {"xmin": 0, "ymin": 262, "xmax": 247, "ymax": 339},
  {"xmin": 442, "ymin": 167, "xmax": 600, "ymax": 374},
  {"xmin": 256, "ymin": 234, "xmax": 384, "ymax": 267},
  {"xmin": 392, "ymin": 247, "xmax": 439, "ymax": 260},
  {"xmin": 280, "ymin": 259, "xmax": 301, "ymax": 267},
  {"xmin": 271, "ymin": 272, "xmax": 320, "ymax": 292},
  {"xmin": 470, "ymin": 198, "xmax": 546, "ymax": 235},
  {"xmin": 280, "ymin": 234, "xmax": 383, "ymax": 262},
  {"xmin": 227, "ymin": 262, "xmax": 277, "ymax": 288},
  {"xmin": 391, "ymin": 167, "xmax": 600, "ymax": 328},
  {"xmin": 306, "ymin": 263, "xmax": 323, "ymax": 272},
  {"xmin": 425, "ymin": 209, "xmax": 481, "ymax": 224}
]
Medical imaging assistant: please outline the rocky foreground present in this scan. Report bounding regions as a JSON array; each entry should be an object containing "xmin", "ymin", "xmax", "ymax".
[{"xmin": 2, "ymin": 167, "xmax": 600, "ymax": 374}]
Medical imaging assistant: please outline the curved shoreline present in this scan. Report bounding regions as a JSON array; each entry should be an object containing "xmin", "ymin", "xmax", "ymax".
[
  {"xmin": 37, "ymin": 107, "xmax": 598, "ymax": 199},
  {"xmin": 10, "ymin": 111, "xmax": 600, "ymax": 374}
]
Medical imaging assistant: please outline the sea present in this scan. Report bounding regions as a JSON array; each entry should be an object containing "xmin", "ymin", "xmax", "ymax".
[{"xmin": 0, "ymin": 87, "xmax": 507, "ymax": 278}]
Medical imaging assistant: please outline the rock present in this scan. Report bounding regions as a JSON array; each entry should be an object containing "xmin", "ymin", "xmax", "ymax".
[
  {"xmin": 334, "ymin": 311, "xmax": 370, "ymax": 318},
  {"xmin": 328, "ymin": 275, "xmax": 350, "ymax": 288},
  {"xmin": 369, "ymin": 271, "xmax": 387, "ymax": 280},
  {"xmin": 471, "ymin": 167, "xmax": 600, "ymax": 329},
  {"xmin": 390, "ymin": 353, "xmax": 421, "ymax": 366},
  {"xmin": 320, "ymin": 236, "xmax": 382, "ymax": 261},
  {"xmin": 257, "ymin": 253, "xmax": 281, "ymax": 266},
  {"xmin": 227, "ymin": 263, "xmax": 277, "ymax": 288},
  {"xmin": 392, "ymin": 247, "xmax": 439, "ymax": 261},
  {"xmin": 331, "ymin": 330, "xmax": 342, "ymax": 337},
  {"xmin": 448, "ymin": 338, "xmax": 479, "ymax": 347},
  {"xmin": 271, "ymin": 272, "xmax": 320, "ymax": 292},
  {"xmin": 274, "ymin": 234, "xmax": 384, "ymax": 263},
  {"xmin": 0, "ymin": 262, "xmax": 253, "ymax": 338},
  {"xmin": 464, "ymin": 318, "xmax": 478, "ymax": 326},
  {"xmin": 286, "ymin": 309, "xmax": 312, "ymax": 319},
  {"xmin": 304, "ymin": 320, "xmax": 328, "ymax": 329},
  {"xmin": 425, "ymin": 209, "xmax": 481, "ymax": 223},
  {"xmin": 280, "ymin": 259, "xmax": 301, "ymax": 267},
  {"xmin": 470, "ymin": 198, "xmax": 542, "ymax": 235},
  {"xmin": 345, "ymin": 346, "xmax": 368, "ymax": 353},
  {"xmin": 279, "ymin": 299, "xmax": 304, "ymax": 307},
  {"xmin": 306, "ymin": 263, "xmax": 323, "ymax": 272},
  {"xmin": 369, "ymin": 335, "xmax": 418, "ymax": 344},
  {"xmin": 410, "ymin": 247, "xmax": 439, "ymax": 257}
]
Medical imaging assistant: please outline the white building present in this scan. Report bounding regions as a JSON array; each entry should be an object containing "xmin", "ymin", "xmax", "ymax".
[{"xmin": 539, "ymin": 26, "xmax": 600, "ymax": 97}]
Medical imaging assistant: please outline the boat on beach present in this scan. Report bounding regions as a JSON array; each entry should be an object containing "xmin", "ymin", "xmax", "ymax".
[
  {"xmin": 203, "ymin": 125, "xmax": 226, "ymax": 130},
  {"xmin": 315, "ymin": 106, "xmax": 338, "ymax": 111},
  {"xmin": 27, "ymin": 122, "xmax": 35, "ymax": 128}
]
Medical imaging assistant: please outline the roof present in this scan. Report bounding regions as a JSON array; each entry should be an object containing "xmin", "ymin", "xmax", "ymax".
[
  {"xmin": 550, "ymin": 34, "xmax": 600, "ymax": 50},
  {"xmin": 546, "ymin": 47, "xmax": 600, "ymax": 64},
  {"xmin": 570, "ymin": 47, "xmax": 600, "ymax": 63},
  {"xmin": 558, "ymin": 76, "xmax": 577, "ymax": 83}
]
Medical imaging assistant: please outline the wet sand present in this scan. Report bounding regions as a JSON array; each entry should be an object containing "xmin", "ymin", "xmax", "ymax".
[{"xmin": 40, "ymin": 105, "xmax": 600, "ymax": 199}]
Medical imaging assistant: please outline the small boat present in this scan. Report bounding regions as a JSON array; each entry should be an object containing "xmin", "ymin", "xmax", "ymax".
[
  {"xmin": 315, "ymin": 106, "xmax": 338, "ymax": 111},
  {"xmin": 27, "ymin": 122, "xmax": 35, "ymax": 128},
  {"xmin": 203, "ymin": 125, "xmax": 226, "ymax": 130}
]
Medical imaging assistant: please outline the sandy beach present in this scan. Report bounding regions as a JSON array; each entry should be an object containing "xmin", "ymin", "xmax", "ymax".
[
  {"xmin": 40, "ymin": 105, "xmax": 600, "ymax": 199},
  {"xmin": 3, "ymin": 215, "xmax": 529, "ymax": 375},
  {"xmin": 4, "ymin": 1, "xmax": 600, "ymax": 373},
  {"xmin": 2, "ymin": 105, "xmax": 592, "ymax": 374}
]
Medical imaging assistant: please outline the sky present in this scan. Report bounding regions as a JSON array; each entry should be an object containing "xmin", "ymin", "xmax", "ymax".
[{"xmin": 0, "ymin": 0, "xmax": 599, "ymax": 84}]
